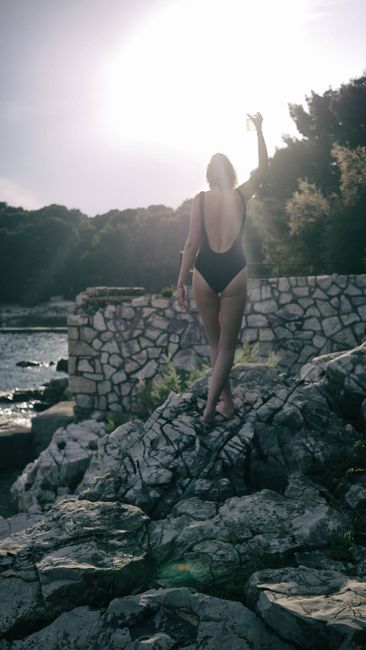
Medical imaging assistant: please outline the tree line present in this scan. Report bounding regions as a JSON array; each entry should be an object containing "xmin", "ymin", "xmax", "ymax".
[{"xmin": 0, "ymin": 75, "xmax": 365, "ymax": 306}]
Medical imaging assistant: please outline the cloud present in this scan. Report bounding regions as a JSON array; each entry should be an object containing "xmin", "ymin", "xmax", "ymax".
[{"xmin": 0, "ymin": 178, "xmax": 41, "ymax": 210}]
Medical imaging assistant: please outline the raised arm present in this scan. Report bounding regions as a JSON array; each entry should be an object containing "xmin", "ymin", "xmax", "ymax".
[
  {"xmin": 176, "ymin": 192, "xmax": 201, "ymax": 309},
  {"xmin": 237, "ymin": 112, "xmax": 269, "ymax": 202}
]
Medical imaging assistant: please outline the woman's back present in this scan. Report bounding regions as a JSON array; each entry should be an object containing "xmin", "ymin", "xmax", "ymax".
[{"xmin": 202, "ymin": 188, "xmax": 246, "ymax": 253}]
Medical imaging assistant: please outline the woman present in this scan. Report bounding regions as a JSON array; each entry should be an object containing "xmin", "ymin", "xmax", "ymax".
[{"xmin": 176, "ymin": 113, "xmax": 268, "ymax": 423}]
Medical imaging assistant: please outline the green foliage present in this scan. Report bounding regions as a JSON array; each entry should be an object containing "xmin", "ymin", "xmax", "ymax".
[
  {"xmin": 234, "ymin": 338, "xmax": 279, "ymax": 367},
  {"xmin": 234, "ymin": 339, "xmax": 260, "ymax": 364},
  {"xmin": 328, "ymin": 528, "xmax": 355, "ymax": 562},
  {"xmin": 346, "ymin": 440, "xmax": 366, "ymax": 473},
  {"xmin": 160, "ymin": 286, "xmax": 174, "ymax": 297},
  {"xmin": 146, "ymin": 362, "xmax": 183, "ymax": 412},
  {"xmin": 141, "ymin": 358, "xmax": 211, "ymax": 413},
  {"xmin": 258, "ymin": 74, "xmax": 366, "ymax": 276},
  {"xmin": 104, "ymin": 412, "xmax": 130, "ymax": 434},
  {"xmin": 185, "ymin": 362, "xmax": 211, "ymax": 386},
  {"xmin": 1, "ymin": 75, "xmax": 366, "ymax": 305}
]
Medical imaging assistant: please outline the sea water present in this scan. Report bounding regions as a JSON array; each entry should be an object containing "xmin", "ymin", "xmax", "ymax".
[{"xmin": 0, "ymin": 331, "xmax": 68, "ymax": 426}]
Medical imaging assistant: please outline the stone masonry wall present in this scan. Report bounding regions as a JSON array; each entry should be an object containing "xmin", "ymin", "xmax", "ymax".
[{"xmin": 68, "ymin": 275, "xmax": 366, "ymax": 417}]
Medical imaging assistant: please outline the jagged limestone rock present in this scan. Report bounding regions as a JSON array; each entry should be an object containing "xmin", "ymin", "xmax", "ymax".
[
  {"xmin": 245, "ymin": 565, "xmax": 366, "ymax": 649},
  {"xmin": 10, "ymin": 417, "xmax": 106, "ymax": 513},
  {"xmin": 0, "ymin": 499, "xmax": 149, "ymax": 639},
  {"xmin": 148, "ymin": 473, "xmax": 349, "ymax": 591},
  {"xmin": 0, "ymin": 587, "xmax": 296, "ymax": 649}
]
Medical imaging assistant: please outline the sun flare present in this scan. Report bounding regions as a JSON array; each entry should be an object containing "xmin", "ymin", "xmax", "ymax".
[{"xmin": 101, "ymin": 0, "xmax": 308, "ymax": 168}]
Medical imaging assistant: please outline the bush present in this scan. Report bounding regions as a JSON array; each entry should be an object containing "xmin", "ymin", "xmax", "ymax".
[
  {"xmin": 234, "ymin": 338, "xmax": 279, "ymax": 366},
  {"xmin": 160, "ymin": 286, "xmax": 174, "ymax": 297},
  {"xmin": 147, "ymin": 362, "xmax": 183, "ymax": 411}
]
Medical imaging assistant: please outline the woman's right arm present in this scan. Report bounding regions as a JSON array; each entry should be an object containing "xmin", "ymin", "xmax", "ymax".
[
  {"xmin": 237, "ymin": 113, "xmax": 269, "ymax": 202},
  {"xmin": 176, "ymin": 193, "xmax": 201, "ymax": 309}
]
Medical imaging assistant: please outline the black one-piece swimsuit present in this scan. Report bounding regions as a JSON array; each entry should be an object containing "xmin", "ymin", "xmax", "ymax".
[{"xmin": 194, "ymin": 189, "xmax": 247, "ymax": 293}]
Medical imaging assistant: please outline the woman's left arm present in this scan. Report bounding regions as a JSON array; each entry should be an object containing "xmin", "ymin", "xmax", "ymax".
[{"xmin": 176, "ymin": 193, "xmax": 201, "ymax": 309}]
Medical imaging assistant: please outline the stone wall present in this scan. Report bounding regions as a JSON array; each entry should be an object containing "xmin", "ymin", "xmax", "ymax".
[{"xmin": 67, "ymin": 275, "xmax": 366, "ymax": 417}]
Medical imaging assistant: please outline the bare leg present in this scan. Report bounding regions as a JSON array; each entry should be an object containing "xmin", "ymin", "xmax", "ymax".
[
  {"xmin": 192, "ymin": 269, "xmax": 232, "ymax": 406},
  {"xmin": 192, "ymin": 267, "xmax": 220, "ymax": 368},
  {"xmin": 203, "ymin": 267, "xmax": 247, "ymax": 422}
]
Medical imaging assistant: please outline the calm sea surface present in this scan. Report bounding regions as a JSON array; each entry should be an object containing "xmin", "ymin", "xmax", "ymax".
[{"xmin": 0, "ymin": 332, "xmax": 68, "ymax": 426}]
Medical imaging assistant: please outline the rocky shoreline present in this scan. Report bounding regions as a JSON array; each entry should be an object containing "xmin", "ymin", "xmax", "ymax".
[
  {"xmin": 0, "ymin": 299, "xmax": 75, "ymax": 328},
  {"xmin": 0, "ymin": 342, "xmax": 365, "ymax": 647}
]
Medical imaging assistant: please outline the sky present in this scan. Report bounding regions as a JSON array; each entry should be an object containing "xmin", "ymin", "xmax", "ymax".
[{"xmin": 0, "ymin": 0, "xmax": 365, "ymax": 216}]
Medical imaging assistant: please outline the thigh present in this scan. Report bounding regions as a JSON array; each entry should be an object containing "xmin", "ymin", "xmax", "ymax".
[
  {"xmin": 192, "ymin": 268, "xmax": 220, "ymax": 346},
  {"xmin": 219, "ymin": 267, "xmax": 247, "ymax": 347}
]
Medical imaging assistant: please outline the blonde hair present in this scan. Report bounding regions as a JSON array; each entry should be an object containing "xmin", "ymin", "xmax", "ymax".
[{"xmin": 206, "ymin": 153, "xmax": 237, "ymax": 189}]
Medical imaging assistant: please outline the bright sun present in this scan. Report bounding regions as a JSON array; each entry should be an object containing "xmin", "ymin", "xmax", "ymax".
[{"xmin": 101, "ymin": 0, "xmax": 308, "ymax": 167}]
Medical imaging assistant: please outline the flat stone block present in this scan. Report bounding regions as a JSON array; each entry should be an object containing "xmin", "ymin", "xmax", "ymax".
[
  {"xmin": 357, "ymin": 305, "xmax": 366, "ymax": 320},
  {"xmin": 31, "ymin": 401, "xmax": 75, "ymax": 455},
  {"xmin": 68, "ymin": 340, "xmax": 98, "ymax": 357},
  {"xmin": 122, "ymin": 307, "xmax": 135, "ymax": 319},
  {"xmin": 255, "ymin": 299, "xmax": 277, "ymax": 314},
  {"xmin": 111, "ymin": 370, "xmax": 127, "ymax": 384},
  {"xmin": 98, "ymin": 396, "xmax": 107, "ymax": 410},
  {"xmin": 68, "ymin": 326, "xmax": 79, "ymax": 340},
  {"xmin": 248, "ymin": 288, "xmax": 260, "ymax": 302},
  {"xmin": 259, "ymin": 328, "xmax": 274, "ymax": 341},
  {"xmin": 303, "ymin": 317, "xmax": 322, "ymax": 331},
  {"xmin": 347, "ymin": 284, "xmax": 362, "ymax": 296},
  {"xmin": 131, "ymin": 296, "xmax": 151, "ymax": 307},
  {"xmin": 67, "ymin": 315, "xmax": 90, "ymax": 326},
  {"xmin": 98, "ymin": 380, "xmax": 111, "ymax": 395},
  {"xmin": 69, "ymin": 376, "xmax": 96, "ymax": 394},
  {"xmin": 316, "ymin": 275, "xmax": 333, "ymax": 290},
  {"xmin": 75, "ymin": 394, "xmax": 94, "ymax": 410},
  {"xmin": 247, "ymin": 314, "xmax": 269, "ymax": 327},
  {"xmin": 100, "ymin": 331, "xmax": 113, "ymax": 342},
  {"xmin": 68, "ymin": 356, "xmax": 77, "ymax": 374},
  {"xmin": 151, "ymin": 297, "xmax": 170, "ymax": 309},
  {"xmin": 80, "ymin": 326, "xmax": 96, "ymax": 343},
  {"xmin": 109, "ymin": 354, "xmax": 121, "ymax": 368},
  {"xmin": 322, "ymin": 316, "xmax": 342, "ymax": 337},
  {"xmin": 341, "ymin": 313, "xmax": 360, "ymax": 327},
  {"xmin": 355, "ymin": 274, "xmax": 366, "ymax": 288},
  {"xmin": 316, "ymin": 300, "xmax": 337, "ymax": 318},
  {"xmin": 278, "ymin": 278, "xmax": 290, "ymax": 291},
  {"xmin": 101, "ymin": 340, "xmax": 119, "ymax": 353},
  {"xmin": 0, "ymin": 422, "xmax": 33, "ymax": 469},
  {"xmin": 83, "ymin": 373, "xmax": 104, "ymax": 381},
  {"xmin": 150, "ymin": 315, "xmax": 169, "ymax": 331},
  {"xmin": 293, "ymin": 286, "xmax": 309, "ymax": 297},
  {"xmin": 242, "ymin": 328, "xmax": 258, "ymax": 342},
  {"xmin": 77, "ymin": 359, "xmax": 94, "ymax": 373},
  {"xmin": 278, "ymin": 292, "xmax": 292, "ymax": 305}
]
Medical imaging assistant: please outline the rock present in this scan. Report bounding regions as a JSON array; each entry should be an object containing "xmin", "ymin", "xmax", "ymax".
[
  {"xmin": 245, "ymin": 565, "xmax": 366, "ymax": 649},
  {"xmin": 31, "ymin": 401, "xmax": 75, "ymax": 456},
  {"xmin": 40, "ymin": 377, "xmax": 69, "ymax": 405},
  {"xmin": 0, "ymin": 499, "xmax": 150, "ymax": 639},
  {"xmin": 4, "ymin": 343, "xmax": 366, "ymax": 645},
  {"xmin": 0, "ymin": 587, "xmax": 295, "ymax": 649},
  {"xmin": 11, "ymin": 417, "xmax": 106, "ymax": 513},
  {"xmin": 149, "ymin": 473, "xmax": 348, "ymax": 592},
  {"xmin": 0, "ymin": 512, "xmax": 44, "ymax": 541},
  {"xmin": 55, "ymin": 358, "xmax": 68, "ymax": 372},
  {"xmin": 0, "ymin": 422, "xmax": 33, "ymax": 469}
]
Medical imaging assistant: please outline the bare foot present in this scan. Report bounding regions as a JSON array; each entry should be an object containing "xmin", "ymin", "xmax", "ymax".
[
  {"xmin": 216, "ymin": 402, "xmax": 235, "ymax": 420},
  {"xmin": 202, "ymin": 409, "xmax": 215, "ymax": 424}
]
